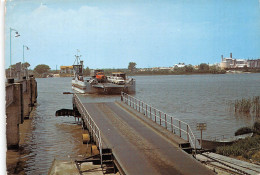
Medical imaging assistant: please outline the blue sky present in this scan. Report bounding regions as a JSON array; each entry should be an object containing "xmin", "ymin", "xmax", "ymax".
[{"xmin": 4, "ymin": 0, "xmax": 260, "ymax": 69}]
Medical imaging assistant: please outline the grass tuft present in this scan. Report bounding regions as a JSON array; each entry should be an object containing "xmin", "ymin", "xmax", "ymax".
[
  {"xmin": 216, "ymin": 135, "xmax": 260, "ymax": 162},
  {"xmin": 231, "ymin": 96, "xmax": 260, "ymax": 117}
]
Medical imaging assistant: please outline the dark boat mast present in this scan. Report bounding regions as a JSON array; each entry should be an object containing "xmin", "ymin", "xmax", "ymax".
[{"xmin": 73, "ymin": 49, "xmax": 83, "ymax": 76}]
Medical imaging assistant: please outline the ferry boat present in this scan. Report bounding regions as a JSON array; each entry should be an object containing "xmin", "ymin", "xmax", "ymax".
[{"xmin": 71, "ymin": 54, "xmax": 135, "ymax": 94}]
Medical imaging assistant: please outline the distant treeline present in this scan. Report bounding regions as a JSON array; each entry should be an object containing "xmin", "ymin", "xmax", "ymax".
[
  {"xmin": 23, "ymin": 62, "xmax": 260, "ymax": 78},
  {"xmin": 98, "ymin": 64, "xmax": 226, "ymax": 76},
  {"xmin": 136, "ymin": 67, "xmax": 226, "ymax": 75}
]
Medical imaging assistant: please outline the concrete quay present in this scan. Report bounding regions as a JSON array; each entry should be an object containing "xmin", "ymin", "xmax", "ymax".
[{"xmin": 6, "ymin": 75, "xmax": 37, "ymax": 149}]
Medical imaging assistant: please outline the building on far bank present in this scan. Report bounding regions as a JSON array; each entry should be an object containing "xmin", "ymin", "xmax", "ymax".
[
  {"xmin": 219, "ymin": 53, "xmax": 260, "ymax": 69},
  {"xmin": 60, "ymin": 66, "xmax": 73, "ymax": 74},
  {"xmin": 150, "ymin": 67, "xmax": 173, "ymax": 71},
  {"xmin": 247, "ymin": 59, "xmax": 260, "ymax": 68},
  {"xmin": 220, "ymin": 53, "xmax": 246, "ymax": 69},
  {"xmin": 174, "ymin": 63, "xmax": 186, "ymax": 68}
]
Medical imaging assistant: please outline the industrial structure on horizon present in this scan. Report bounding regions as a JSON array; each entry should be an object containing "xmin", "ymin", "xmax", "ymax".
[
  {"xmin": 220, "ymin": 53, "xmax": 260, "ymax": 69},
  {"xmin": 60, "ymin": 66, "xmax": 73, "ymax": 74}
]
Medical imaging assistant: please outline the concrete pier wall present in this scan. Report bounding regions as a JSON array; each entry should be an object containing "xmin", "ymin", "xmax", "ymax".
[{"xmin": 6, "ymin": 76, "xmax": 37, "ymax": 149}]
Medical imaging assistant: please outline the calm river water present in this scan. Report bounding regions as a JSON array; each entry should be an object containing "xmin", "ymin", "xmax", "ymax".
[{"xmin": 23, "ymin": 73, "xmax": 260, "ymax": 174}]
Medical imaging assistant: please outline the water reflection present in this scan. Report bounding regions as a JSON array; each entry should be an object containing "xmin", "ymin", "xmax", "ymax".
[{"xmin": 22, "ymin": 74, "xmax": 260, "ymax": 174}]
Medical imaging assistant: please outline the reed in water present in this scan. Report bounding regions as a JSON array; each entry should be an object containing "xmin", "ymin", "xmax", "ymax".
[{"xmin": 231, "ymin": 96, "xmax": 260, "ymax": 117}]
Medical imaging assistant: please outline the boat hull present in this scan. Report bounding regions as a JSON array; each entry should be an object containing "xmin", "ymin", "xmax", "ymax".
[
  {"xmin": 198, "ymin": 139, "xmax": 233, "ymax": 150},
  {"xmin": 198, "ymin": 133, "xmax": 254, "ymax": 150},
  {"xmin": 72, "ymin": 79, "xmax": 135, "ymax": 94},
  {"xmin": 72, "ymin": 79, "xmax": 87, "ymax": 93}
]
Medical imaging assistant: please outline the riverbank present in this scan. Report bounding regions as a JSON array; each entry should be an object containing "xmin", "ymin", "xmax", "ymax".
[
  {"xmin": 216, "ymin": 135, "xmax": 260, "ymax": 164},
  {"xmin": 6, "ymin": 105, "xmax": 91, "ymax": 174}
]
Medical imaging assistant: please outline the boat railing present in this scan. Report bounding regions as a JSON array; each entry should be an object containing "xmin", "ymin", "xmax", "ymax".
[
  {"xmin": 121, "ymin": 92, "xmax": 200, "ymax": 152},
  {"xmin": 204, "ymin": 134, "xmax": 229, "ymax": 141},
  {"xmin": 74, "ymin": 94, "xmax": 103, "ymax": 166},
  {"xmin": 204, "ymin": 132, "xmax": 253, "ymax": 142}
]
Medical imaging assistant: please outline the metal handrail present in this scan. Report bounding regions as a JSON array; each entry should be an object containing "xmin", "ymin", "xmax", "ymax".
[
  {"xmin": 121, "ymin": 92, "xmax": 200, "ymax": 151},
  {"xmin": 74, "ymin": 94, "xmax": 103, "ymax": 166}
]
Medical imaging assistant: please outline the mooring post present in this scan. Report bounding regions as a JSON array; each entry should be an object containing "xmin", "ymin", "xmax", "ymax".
[
  {"xmin": 95, "ymin": 126, "xmax": 97, "ymax": 143},
  {"xmin": 159, "ymin": 111, "xmax": 161, "ymax": 125},
  {"xmin": 146, "ymin": 104, "xmax": 147, "ymax": 116},
  {"xmin": 187, "ymin": 125, "xmax": 189, "ymax": 142},
  {"xmin": 200, "ymin": 129, "xmax": 203, "ymax": 149},
  {"xmin": 150, "ymin": 107, "xmax": 151, "ymax": 119},
  {"xmin": 171, "ymin": 117, "xmax": 173, "ymax": 132},
  {"xmin": 89, "ymin": 120, "xmax": 93, "ymax": 141},
  {"xmin": 139, "ymin": 100, "xmax": 140, "ymax": 112},
  {"xmin": 165, "ymin": 114, "xmax": 167, "ymax": 129},
  {"xmin": 154, "ymin": 109, "xmax": 156, "ymax": 123},
  {"xmin": 179, "ymin": 121, "xmax": 181, "ymax": 137},
  {"xmin": 142, "ymin": 102, "xmax": 143, "ymax": 114}
]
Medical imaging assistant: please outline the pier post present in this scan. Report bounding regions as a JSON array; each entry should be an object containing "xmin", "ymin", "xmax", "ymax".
[
  {"xmin": 146, "ymin": 104, "xmax": 147, "ymax": 116},
  {"xmin": 154, "ymin": 109, "xmax": 156, "ymax": 123},
  {"xmin": 150, "ymin": 107, "xmax": 151, "ymax": 119},
  {"xmin": 187, "ymin": 125, "xmax": 189, "ymax": 142},
  {"xmin": 179, "ymin": 121, "xmax": 181, "ymax": 137},
  {"xmin": 23, "ymin": 78, "xmax": 31, "ymax": 119},
  {"xmin": 6, "ymin": 82, "xmax": 22, "ymax": 149},
  {"xmin": 165, "ymin": 114, "xmax": 167, "ymax": 129},
  {"xmin": 30, "ymin": 75, "xmax": 37, "ymax": 105},
  {"xmin": 171, "ymin": 117, "xmax": 173, "ymax": 132},
  {"xmin": 142, "ymin": 102, "xmax": 143, "ymax": 114},
  {"xmin": 159, "ymin": 112, "xmax": 161, "ymax": 125},
  {"xmin": 6, "ymin": 76, "xmax": 37, "ymax": 150}
]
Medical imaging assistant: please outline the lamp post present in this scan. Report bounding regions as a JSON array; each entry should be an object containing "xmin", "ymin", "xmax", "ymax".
[
  {"xmin": 10, "ymin": 27, "xmax": 20, "ymax": 77},
  {"xmin": 23, "ymin": 45, "xmax": 29, "ymax": 63},
  {"xmin": 22, "ymin": 45, "xmax": 29, "ymax": 77}
]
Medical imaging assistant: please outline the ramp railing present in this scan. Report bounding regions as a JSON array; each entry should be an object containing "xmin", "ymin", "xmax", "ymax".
[
  {"xmin": 121, "ymin": 92, "xmax": 200, "ymax": 151},
  {"xmin": 74, "ymin": 94, "xmax": 103, "ymax": 165}
]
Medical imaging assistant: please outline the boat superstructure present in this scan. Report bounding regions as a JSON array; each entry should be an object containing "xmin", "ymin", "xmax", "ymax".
[
  {"xmin": 71, "ymin": 51, "xmax": 135, "ymax": 94},
  {"xmin": 71, "ymin": 52, "xmax": 87, "ymax": 93}
]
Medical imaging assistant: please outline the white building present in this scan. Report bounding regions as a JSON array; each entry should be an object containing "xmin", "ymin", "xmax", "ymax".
[
  {"xmin": 174, "ymin": 63, "xmax": 186, "ymax": 68},
  {"xmin": 220, "ymin": 53, "xmax": 247, "ymax": 69}
]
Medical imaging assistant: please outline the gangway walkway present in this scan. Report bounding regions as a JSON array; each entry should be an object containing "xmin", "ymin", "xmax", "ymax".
[{"xmin": 74, "ymin": 94, "xmax": 214, "ymax": 175}]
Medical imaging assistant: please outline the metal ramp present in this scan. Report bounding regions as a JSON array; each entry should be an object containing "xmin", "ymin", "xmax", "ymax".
[{"xmin": 73, "ymin": 93, "xmax": 214, "ymax": 175}]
